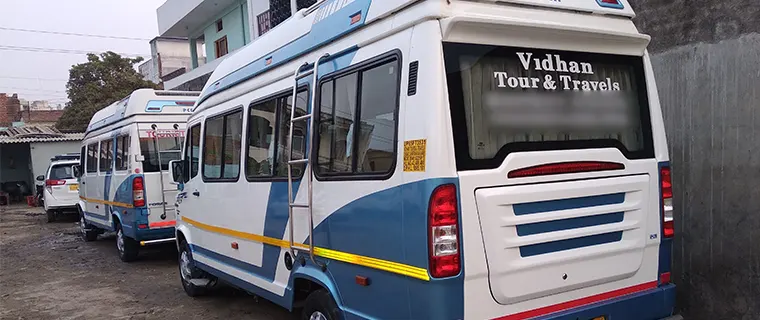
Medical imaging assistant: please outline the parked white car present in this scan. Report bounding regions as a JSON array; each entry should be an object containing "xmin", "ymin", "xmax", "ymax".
[{"xmin": 37, "ymin": 153, "xmax": 81, "ymax": 222}]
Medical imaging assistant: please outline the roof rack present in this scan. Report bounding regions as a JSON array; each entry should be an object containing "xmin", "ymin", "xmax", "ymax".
[{"xmin": 50, "ymin": 153, "xmax": 80, "ymax": 162}]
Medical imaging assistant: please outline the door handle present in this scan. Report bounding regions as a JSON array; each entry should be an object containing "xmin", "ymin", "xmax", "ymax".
[{"xmin": 192, "ymin": 191, "xmax": 200, "ymax": 197}]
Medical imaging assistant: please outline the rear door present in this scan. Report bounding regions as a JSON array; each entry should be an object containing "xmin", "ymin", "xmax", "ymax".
[
  {"xmin": 137, "ymin": 123, "xmax": 186, "ymax": 228},
  {"xmin": 47, "ymin": 161, "xmax": 80, "ymax": 206},
  {"xmin": 444, "ymin": 43, "xmax": 660, "ymax": 304}
]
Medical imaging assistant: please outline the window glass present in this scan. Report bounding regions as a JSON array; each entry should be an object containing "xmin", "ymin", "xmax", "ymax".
[
  {"xmin": 86, "ymin": 144, "xmax": 97, "ymax": 173},
  {"xmin": 188, "ymin": 125, "xmax": 201, "ymax": 179},
  {"xmin": 223, "ymin": 111, "xmax": 243, "ymax": 179},
  {"xmin": 247, "ymin": 100, "xmax": 277, "ymax": 178},
  {"xmin": 80, "ymin": 146, "xmax": 86, "ymax": 170},
  {"xmin": 115, "ymin": 135, "xmax": 129, "ymax": 171},
  {"xmin": 357, "ymin": 62, "xmax": 398, "ymax": 173},
  {"xmin": 276, "ymin": 90, "xmax": 309, "ymax": 177},
  {"xmin": 316, "ymin": 58, "xmax": 399, "ymax": 177},
  {"xmin": 50, "ymin": 164, "xmax": 75, "ymax": 180},
  {"xmin": 317, "ymin": 74, "xmax": 357, "ymax": 174},
  {"xmin": 139, "ymin": 137, "xmax": 183, "ymax": 172},
  {"xmin": 99, "ymin": 139, "xmax": 113, "ymax": 172},
  {"xmin": 203, "ymin": 110, "xmax": 242, "ymax": 180}
]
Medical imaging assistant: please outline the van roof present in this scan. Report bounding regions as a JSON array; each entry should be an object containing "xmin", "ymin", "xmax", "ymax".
[{"xmin": 86, "ymin": 88, "xmax": 199, "ymax": 135}]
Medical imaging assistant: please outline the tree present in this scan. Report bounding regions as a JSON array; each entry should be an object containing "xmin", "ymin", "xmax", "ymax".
[{"xmin": 56, "ymin": 52, "xmax": 159, "ymax": 132}]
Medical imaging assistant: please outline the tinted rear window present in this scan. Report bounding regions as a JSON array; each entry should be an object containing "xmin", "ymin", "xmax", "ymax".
[
  {"xmin": 50, "ymin": 164, "xmax": 75, "ymax": 180},
  {"xmin": 443, "ymin": 43, "xmax": 654, "ymax": 170},
  {"xmin": 139, "ymin": 137, "xmax": 183, "ymax": 172}
]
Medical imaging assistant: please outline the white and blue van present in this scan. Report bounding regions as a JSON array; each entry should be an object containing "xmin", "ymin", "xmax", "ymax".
[
  {"xmin": 169, "ymin": 0, "xmax": 679, "ymax": 319},
  {"xmin": 75, "ymin": 89, "xmax": 199, "ymax": 262}
]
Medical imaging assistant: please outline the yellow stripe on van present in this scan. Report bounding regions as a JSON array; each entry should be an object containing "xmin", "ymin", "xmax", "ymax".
[
  {"xmin": 180, "ymin": 216, "xmax": 431, "ymax": 281},
  {"xmin": 80, "ymin": 196, "xmax": 134, "ymax": 208}
]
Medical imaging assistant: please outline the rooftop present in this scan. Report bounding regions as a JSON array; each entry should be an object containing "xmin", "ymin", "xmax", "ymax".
[{"xmin": 0, "ymin": 125, "xmax": 84, "ymax": 144}]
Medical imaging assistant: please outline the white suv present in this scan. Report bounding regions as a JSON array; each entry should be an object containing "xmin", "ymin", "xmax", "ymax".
[{"xmin": 37, "ymin": 154, "xmax": 81, "ymax": 222}]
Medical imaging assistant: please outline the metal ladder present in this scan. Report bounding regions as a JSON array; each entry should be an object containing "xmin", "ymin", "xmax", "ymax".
[
  {"xmin": 287, "ymin": 54, "xmax": 329, "ymax": 269},
  {"xmin": 151, "ymin": 127, "xmax": 175, "ymax": 220}
]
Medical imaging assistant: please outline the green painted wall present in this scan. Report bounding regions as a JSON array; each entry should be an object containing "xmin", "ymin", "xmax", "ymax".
[{"xmin": 202, "ymin": 0, "xmax": 249, "ymax": 62}]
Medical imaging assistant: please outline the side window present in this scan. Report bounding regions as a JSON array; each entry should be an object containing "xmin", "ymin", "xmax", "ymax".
[
  {"xmin": 245, "ymin": 88, "xmax": 308, "ymax": 180},
  {"xmin": 203, "ymin": 110, "xmax": 243, "ymax": 180},
  {"xmin": 80, "ymin": 146, "xmax": 86, "ymax": 169},
  {"xmin": 115, "ymin": 135, "xmax": 129, "ymax": 171},
  {"xmin": 186, "ymin": 124, "xmax": 201, "ymax": 180},
  {"xmin": 316, "ymin": 57, "xmax": 400, "ymax": 176},
  {"xmin": 99, "ymin": 139, "xmax": 113, "ymax": 172},
  {"xmin": 86, "ymin": 143, "xmax": 98, "ymax": 173}
]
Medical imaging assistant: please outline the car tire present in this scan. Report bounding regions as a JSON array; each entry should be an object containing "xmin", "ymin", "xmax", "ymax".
[
  {"xmin": 178, "ymin": 240, "xmax": 215, "ymax": 297},
  {"xmin": 301, "ymin": 289, "xmax": 342, "ymax": 320},
  {"xmin": 79, "ymin": 213, "xmax": 99, "ymax": 242},
  {"xmin": 115, "ymin": 222, "xmax": 139, "ymax": 262},
  {"xmin": 46, "ymin": 210, "xmax": 56, "ymax": 223}
]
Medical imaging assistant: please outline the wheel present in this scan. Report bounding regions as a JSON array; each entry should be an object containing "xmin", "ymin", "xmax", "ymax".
[
  {"xmin": 79, "ymin": 214, "xmax": 99, "ymax": 242},
  {"xmin": 116, "ymin": 222, "xmax": 139, "ymax": 262},
  {"xmin": 301, "ymin": 289, "xmax": 342, "ymax": 320},
  {"xmin": 46, "ymin": 210, "xmax": 56, "ymax": 223},
  {"xmin": 178, "ymin": 240, "xmax": 216, "ymax": 297}
]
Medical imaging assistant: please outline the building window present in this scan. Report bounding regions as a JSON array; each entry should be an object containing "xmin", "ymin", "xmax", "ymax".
[
  {"xmin": 316, "ymin": 56, "xmax": 400, "ymax": 177},
  {"xmin": 99, "ymin": 139, "xmax": 113, "ymax": 172},
  {"xmin": 115, "ymin": 135, "xmax": 129, "ymax": 171},
  {"xmin": 216, "ymin": 19, "xmax": 223, "ymax": 32},
  {"xmin": 215, "ymin": 36, "xmax": 229, "ymax": 58},
  {"xmin": 257, "ymin": 10, "xmax": 272, "ymax": 36},
  {"xmin": 203, "ymin": 109, "xmax": 243, "ymax": 180},
  {"xmin": 86, "ymin": 144, "xmax": 97, "ymax": 173}
]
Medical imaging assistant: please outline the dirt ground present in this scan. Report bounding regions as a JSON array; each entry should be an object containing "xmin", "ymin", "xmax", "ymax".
[{"xmin": 0, "ymin": 204, "xmax": 294, "ymax": 320}]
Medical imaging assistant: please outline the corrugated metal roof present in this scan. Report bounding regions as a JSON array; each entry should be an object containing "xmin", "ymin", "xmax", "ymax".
[{"xmin": 0, "ymin": 125, "xmax": 84, "ymax": 144}]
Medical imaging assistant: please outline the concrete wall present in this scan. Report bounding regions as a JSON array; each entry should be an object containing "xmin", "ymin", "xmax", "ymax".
[
  {"xmin": 202, "ymin": 1, "xmax": 248, "ymax": 61},
  {"xmin": 631, "ymin": 1, "xmax": 760, "ymax": 318},
  {"xmin": 29, "ymin": 141, "xmax": 82, "ymax": 186}
]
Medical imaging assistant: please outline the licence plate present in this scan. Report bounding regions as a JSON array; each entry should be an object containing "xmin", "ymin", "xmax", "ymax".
[{"xmin": 69, "ymin": 185, "xmax": 79, "ymax": 191}]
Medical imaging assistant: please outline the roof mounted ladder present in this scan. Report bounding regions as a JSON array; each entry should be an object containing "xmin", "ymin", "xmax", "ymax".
[{"xmin": 287, "ymin": 53, "xmax": 330, "ymax": 271}]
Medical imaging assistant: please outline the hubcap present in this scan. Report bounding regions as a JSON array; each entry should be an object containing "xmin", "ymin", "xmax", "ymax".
[
  {"xmin": 116, "ymin": 229, "xmax": 124, "ymax": 253},
  {"xmin": 310, "ymin": 311, "xmax": 328, "ymax": 320},
  {"xmin": 180, "ymin": 251, "xmax": 192, "ymax": 282}
]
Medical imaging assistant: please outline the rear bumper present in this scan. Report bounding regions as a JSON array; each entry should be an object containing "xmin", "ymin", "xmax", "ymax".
[
  {"xmin": 134, "ymin": 226, "xmax": 176, "ymax": 242},
  {"xmin": 543, "ymin": 284, "xmax": 677, "ymax": 320}
]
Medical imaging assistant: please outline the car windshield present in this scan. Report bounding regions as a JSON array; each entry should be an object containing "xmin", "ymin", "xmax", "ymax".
[
  {"xmin": 139, "ymin": 137, "xmax": 184, "ymax": 172},
  {"xmin": 50, "ymin": 163, "xmax": 75, "ymax": 180}
]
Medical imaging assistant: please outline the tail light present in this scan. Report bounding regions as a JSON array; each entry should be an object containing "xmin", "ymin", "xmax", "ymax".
[
  {"xmin": 660, "ymin": 166, "xmax": 673, "ymax": 238},
  {"xmin": 429, "ymin": 184, "xmax": 461, "ymax": 278},
  {"xmin": 133, "ymin": 176, "xmax": 145, "ymax": 207},
  {"xmin": 45, "ymin": 179, "xmax": 66, "ymax": 193}
]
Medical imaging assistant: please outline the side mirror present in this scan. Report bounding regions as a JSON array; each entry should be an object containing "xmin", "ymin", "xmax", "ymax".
[
  {"xmin": 72, "ymin": 165, "xmax": 81, "ymax": 178},
  {"xmin": 36, "ymin": 175, "xmax": 45, "ymax": 182},
  {"xmin": 168, "ymin": 160, "xmax": 184, "ymax": 184}
]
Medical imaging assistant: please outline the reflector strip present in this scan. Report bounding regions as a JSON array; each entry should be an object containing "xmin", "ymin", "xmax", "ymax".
[
  {"xmin": 508, "ymin": 161, "xmax": 624, "ymax": 178},
  {"xmin": 180, "ymin": 216, "xmax": 431, "ymax": 281},
  {"xmin": 149, "ymin": 220, "xmax": 176, "ymax": 228},
  {"xmin": 493, "ymin": 281, "xmax": 658, "ymax": 320},
  {"xmin": 80, "ymin": 196, "xmax": 134, "ymax": 208}
]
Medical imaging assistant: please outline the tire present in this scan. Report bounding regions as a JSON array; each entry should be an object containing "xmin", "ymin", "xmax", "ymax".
[
  {"xmin": 116, "ymin": 222, "xmax": 139, "ymax": 262},
  {"xmin": 79, "ymin": 213, "xmax": 99, "ymax": 242},
  {"xmin": 301, "ymin": 289, "xmax": 342, "ymax": 320},
  {"xmin": 46, "ymin": 210, "xmax": 56, "ymax": 223},
  {"xmin": 178, "ymin": 240, "xmax": 215, "ymax": 297}
]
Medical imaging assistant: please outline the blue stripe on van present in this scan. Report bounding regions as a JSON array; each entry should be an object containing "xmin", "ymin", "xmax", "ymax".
[
  {"xmin": 513, "ymin": 193, "xmax": 625, "ymax": 215},
  {"xmin": 520, "ymin": 231, "xmax": 623, "ymax": 257},
  {"xmin": 516, "ymin": 212, "xmax": 624, "ymax": 236}
]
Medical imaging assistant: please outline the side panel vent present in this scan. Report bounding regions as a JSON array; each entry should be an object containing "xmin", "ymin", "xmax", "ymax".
[{"xmin": 408, "ymin": 61, "xmax": 419, "ymax": 96}]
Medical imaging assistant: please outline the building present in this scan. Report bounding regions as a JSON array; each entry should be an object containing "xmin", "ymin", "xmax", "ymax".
[
  {"xmin": 155, "ymin": 0, "xmax": 318, "ymax": 91},
  {"xmin": 1, "ymin": 94, "xmax": 65, "ymax": 127},
  {"xmin": 138, "ymin": 36, "xmax": 206, "ymax": 85},
  {"xmin": 632, "ymin": 0, "xmax": 760, "ymax": 318},
  {"xmin": 0, "ymin": 125, "xmax": 84, "ymax": 203}
]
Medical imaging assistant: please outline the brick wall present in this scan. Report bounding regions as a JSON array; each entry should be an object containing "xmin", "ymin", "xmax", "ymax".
[{"xmin": 0, "ymin": 93, "xmax": 21, "ymax": 127}]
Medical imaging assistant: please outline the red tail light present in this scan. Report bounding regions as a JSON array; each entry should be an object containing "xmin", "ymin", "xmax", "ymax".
[
  {"xmin": 429, "ymin": 184, "xmax": 461, "ymax": 278},
  {"xmin": 659, "ymin": 272, "xmax": 671, "ymax": 285},
  {"xmin": 508, "ymin": 161, "xmax": 624, "ymax": 178},
  {"xmin": 133, "ymin": 176, "xmax": 145, "ymax": 207},
  {"xmin": 45, "ymin": 179, "xmax": 66, "ymax": 186},
  {"xmin": 660, "ymin": 166, "xmax": 674, "ymax": 238}
]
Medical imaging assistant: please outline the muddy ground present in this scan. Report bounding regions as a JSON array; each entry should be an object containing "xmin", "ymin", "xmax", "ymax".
[{"xmin": 0, "ymin": 204, "xmax": 293, "ymax": 320}]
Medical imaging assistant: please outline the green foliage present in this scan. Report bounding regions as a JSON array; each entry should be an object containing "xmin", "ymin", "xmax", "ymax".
[{"xmin": 56, "ymin": 52, "xmax": 159, "ymax": 132}]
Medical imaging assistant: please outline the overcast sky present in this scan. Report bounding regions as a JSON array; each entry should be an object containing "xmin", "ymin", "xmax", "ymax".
[{"xmin": 0, "ymin": 0, "xmax": 166, "ymax": 105}]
